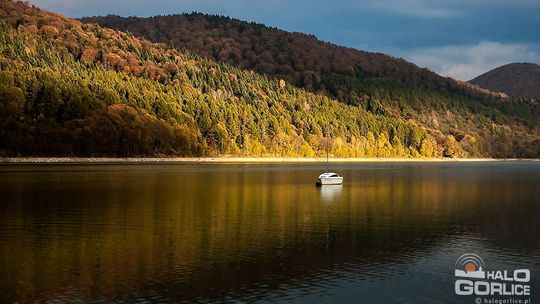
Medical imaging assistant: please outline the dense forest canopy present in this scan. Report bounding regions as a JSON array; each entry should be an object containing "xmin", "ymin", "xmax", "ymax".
[{"xmin": 0, "ymin": 1, "xmax": 539, "ymax": 157}]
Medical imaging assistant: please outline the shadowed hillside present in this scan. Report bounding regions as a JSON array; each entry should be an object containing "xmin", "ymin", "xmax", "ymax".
[{"xmin": 470, "ymin": 63, "xmax": 540, "ymax": 99}]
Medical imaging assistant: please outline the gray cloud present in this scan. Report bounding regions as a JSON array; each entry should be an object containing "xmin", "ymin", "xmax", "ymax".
[
  {"xmin": 403, "ymin": 41, "xmax": 540, "ymax": 80},
  {"xmin": 364, "ymin": 0, "xmax": 464, "ymax": 19}
]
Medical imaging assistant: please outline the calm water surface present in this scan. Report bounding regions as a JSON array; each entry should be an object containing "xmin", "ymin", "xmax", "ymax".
[{"xmin": 0, "ymin": 162, "xmax": 539, "ymax": 303}]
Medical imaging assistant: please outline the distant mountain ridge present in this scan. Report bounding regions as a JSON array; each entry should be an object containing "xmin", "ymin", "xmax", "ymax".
[{"xmin": 470, "ymin": 63, "xmax": 540, "ymax": 99}]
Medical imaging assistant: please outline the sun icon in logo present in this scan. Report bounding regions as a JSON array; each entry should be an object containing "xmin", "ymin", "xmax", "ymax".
[
  {"xmin": 455, "ymin": 254, "xmax": 486, "ymax": 278},
  {"xmin": 464, "ymin": 262, "xmax": 477, "ymax": 272}
]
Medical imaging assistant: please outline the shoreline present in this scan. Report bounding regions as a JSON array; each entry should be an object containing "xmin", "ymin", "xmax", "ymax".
[{"xmin": 1, "ymin": 157, "xmax": 539, "ymax": 164}]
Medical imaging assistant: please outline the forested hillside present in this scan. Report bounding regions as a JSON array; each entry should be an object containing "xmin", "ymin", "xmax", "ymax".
[
  {"xmin": 81, "ymin": 13, "xmax": 540, "ymax": 157},
  {"xmin": 82, "ymin": 13, "xmax": 496, "ymax": 100},
  {"xmin": 0, "ymin": 1, "xmax": 539, "ymax": 157},
  {"xmin": 470, "ymin": 63, "xmax": 540, "ymax": 99}
]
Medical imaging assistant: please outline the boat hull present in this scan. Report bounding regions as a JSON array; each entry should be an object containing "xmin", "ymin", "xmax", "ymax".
[{"xmin": 316, "ymin": 177, "xmax": 343, "ymax": 185}]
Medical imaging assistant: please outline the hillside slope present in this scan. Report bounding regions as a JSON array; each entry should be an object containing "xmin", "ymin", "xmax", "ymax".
[
  {"xmin": 470, "ymin": 63, "xmax": 540, "ymax": 99},
  {"xmin": 81, "ymin": 13, "xmax": 540, "ymax": 157},
  {"xmin": 82, "ymin": 14, "xmax": 494, "ymax": 100},
  {"xmin": 0, "ymin": 1, "xmax": 434, "ymax": 157},
  {"xmin": 0, "ymin": 1, "xmax": 539, "ymax": 157}
]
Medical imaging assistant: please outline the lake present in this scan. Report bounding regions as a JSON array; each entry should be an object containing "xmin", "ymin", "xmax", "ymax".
[{"xmin": 0, "ymin": 162, "xmax": 539, "ymax": 303}]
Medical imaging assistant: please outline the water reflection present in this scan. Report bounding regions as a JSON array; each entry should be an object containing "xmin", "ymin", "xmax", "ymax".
[
  {"xmin": 0, "ymin": 162, "xmax": 538, "ymax": 303},
  {"xmin": 317, "ymin": 185, "xmax": 343, "ymax": 203}
]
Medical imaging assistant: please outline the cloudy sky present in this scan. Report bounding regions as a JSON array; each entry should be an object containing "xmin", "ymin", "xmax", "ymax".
[{"xmin": 30, "ymin": 0, "xmax": 540, "ymax": 80}]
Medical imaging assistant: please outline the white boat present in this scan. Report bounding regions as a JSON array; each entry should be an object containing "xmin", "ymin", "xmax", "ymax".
[
  {"xmin": 316, "ymin": 172, "xmax": 343, "ymax": 185},
  {"xmin": 317, "ymin": 135, "xmax": 343, "ymax": 185}
]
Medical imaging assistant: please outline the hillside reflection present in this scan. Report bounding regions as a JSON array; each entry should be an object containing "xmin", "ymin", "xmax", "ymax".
[{"xmin": 0, "ymin": 162, "xmax": 538, "ymax": 303}]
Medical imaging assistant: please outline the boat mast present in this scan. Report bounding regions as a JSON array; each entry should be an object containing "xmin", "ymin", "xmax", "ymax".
[
  {"xmin": 326, "ymin": 144, "xmax": 329, "ymax": 173},
  {"xmin": 326, "ymin": 130, "xmax": 330, "ymax": 173}
]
